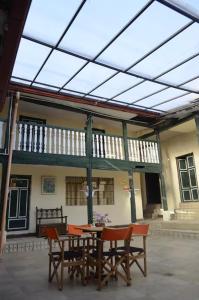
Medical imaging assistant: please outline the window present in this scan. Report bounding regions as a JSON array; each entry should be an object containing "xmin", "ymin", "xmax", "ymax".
[
  {"xmin": 177, "ymin": 154, "xmax": 199, "ymax": 202},
  {"xmin": 65, "ymin": 177, "xmax": 114, "ymax": 206}
]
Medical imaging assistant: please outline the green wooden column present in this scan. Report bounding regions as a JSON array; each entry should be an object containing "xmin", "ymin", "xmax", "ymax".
[
  {"xmin": 156, "ymin": 131, "xmax": 168, "ymax": 211},
  {"xmin": 122, "ymin": 121, "xmax": 136, "ymax": 222},
  {"xmin": 86, "ymin": 114, "xmax": 93, "ymax": 224}
]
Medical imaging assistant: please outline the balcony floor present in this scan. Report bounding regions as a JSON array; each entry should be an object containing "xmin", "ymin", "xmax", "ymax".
[{"xmin": 1, "ymin": 234, "xmax": 199, "ymax": 300}]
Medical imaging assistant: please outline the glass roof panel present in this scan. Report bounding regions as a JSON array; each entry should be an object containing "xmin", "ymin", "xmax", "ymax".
[
  {"xmin": 12, "ymin": 39, "xmax": 51, "ymax": 80},
  {"xmin": 59, "ymin": 0, "xmax": 148, "ymax": 59},
  {"xmin": 97, "ymin": 1, "xmax": 189, "ymax": 70},
  {"xmin": 130, "ymin": 23, "xmax": 199, "ymax": 78},
  {"xmin": 154, "ymin": 93, "xmax": 199, "ymax": 111},
  {"xmin": 114, "ymin": 81, "xmax": 165, "ymax": 103},
  {"xmin": 32, "ymin": 83, "xmax": 59, "ymax": 91},
  {"xmin": 181, "ymin": 78, "xmax": 199, "ymax": 92},
  {"xmin": 23, "ymin": 0, "xmax": 82, "ymax": 45},
  {"xmin": 92, "ymin": 73, "xmax": 142, "ymax": 98},
  {"xmin": 136, "ymin": 88, "xmax": 186, "ymax": 107},
  {"xmin": 64, "ymin": 63, "xmax": 116, "ymax": 93},
  {"xmin": 36, "ymin": 50, "xmax": 86, "ymax": 87},
  {"xmin": 159, "ymin": 56, "xmax": 199, "ymax": 85}
]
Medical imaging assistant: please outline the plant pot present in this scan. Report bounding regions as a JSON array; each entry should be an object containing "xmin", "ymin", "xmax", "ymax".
[{"xmin": 95, "ymin": 223, "xmax": 105, "ymax": 227}]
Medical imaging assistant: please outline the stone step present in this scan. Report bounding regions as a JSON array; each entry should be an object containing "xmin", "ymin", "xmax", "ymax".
[
  {"xmin": 174, "ymin": 209, "xmax": 199, "ymax": 220},
  {"xmin": 179, "ymin": 202, "xmax": 199, "ymax": 209}
]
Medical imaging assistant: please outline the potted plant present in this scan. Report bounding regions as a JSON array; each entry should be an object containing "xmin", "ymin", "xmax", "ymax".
[{"xmin": 93, "ymin": 211, "xmax": 111, "ymax": 227}]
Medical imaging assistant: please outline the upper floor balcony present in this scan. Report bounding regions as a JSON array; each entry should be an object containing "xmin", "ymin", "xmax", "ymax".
[{"xmin": 0, "ymin": 120, "xmax": 160, "ymax": 170}]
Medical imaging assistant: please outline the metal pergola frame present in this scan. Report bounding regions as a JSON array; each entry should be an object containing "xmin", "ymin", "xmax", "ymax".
[{"xmin": 10, "ymin": 0, "xmax": 199, "ymax": 115}]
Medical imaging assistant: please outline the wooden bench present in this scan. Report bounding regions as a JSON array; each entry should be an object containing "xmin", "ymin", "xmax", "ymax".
[{"xmin": 36, "ymin": 206, "xmax": 67, "ymax": 237}]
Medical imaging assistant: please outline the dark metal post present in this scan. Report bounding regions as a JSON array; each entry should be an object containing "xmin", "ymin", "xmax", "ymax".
[
  {"xmin": 156, "ymin": 131, "xmax": 168, "ymax": 211},
  {"xmin": 122, "ymin": 121, "xmax": 136, "ymax": 222},
  {"xmin": 86, "ymin": 114, "xmax": 93, "ymax": 224},
  {"xmin": 128, "ymin": 170, "xmax": 137, "ymax": 223}
]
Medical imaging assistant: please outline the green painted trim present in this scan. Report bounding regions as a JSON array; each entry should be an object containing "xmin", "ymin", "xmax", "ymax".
[
  {"xmin": 128, "ymin": 170, "xmax": 136, "ymax": 223},
  {"xmin": 156, "ymin": 132, "xmax": 168, "ymax": 211},
  {"xmin": 12, "ymin": 151, "xmax": 88, "ymax": 168},
  {"xmin": 12, "ymin": 151, "xmax": 161, "ymax": 173},
  {"xmin": 86, "ymin": 114, "xmax": 93, "ymax": 224}
]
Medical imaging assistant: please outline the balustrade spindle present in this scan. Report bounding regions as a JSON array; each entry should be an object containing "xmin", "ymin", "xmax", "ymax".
[
  {"xmin": 104, "ymin": 136, "xmax": 108, "ymax": 158},
  {"xmin": 146, "ymin": 141, "xmax": 151, "ymax": 163},
  {"xmin": 23, "ymin": 124, "xmax": 27, "ymax": 151},
  {"xmin": 92, "ymin": 135, "xmax": 96, "ymax": 157},
  {"xmin": 58, "ymin": 129, "xmax": 61, "ymax": 154},
  {"xmin": 72, "ymin": 131, "xmax": 74, "ymax": 155},
  {"xmin": 79, "ymin": 132, "xmax": 83, "ymax": 156},
  {"xmin": 28, "ymin": 125, "xmax": 32, "ymax": 152},
  {"xmin": 44, "ymin": 127, "xmax": 47, "ymax": 153},
  {"xmin": 119, "ymin": 138, "xmax": 123, "ymax": 160},
  {"xmin": 53, "ymin": 128, "xmax": 57, "ymax": 154},
  {"xmin": 155, "ymin": 143, "xmax": 159, "ymax": 163},
  {"xmin": 143, "ymin": 141, "xmax": 147, "ymax": 162},
  {"xmin": 63, "ymin": 130, "xmax": 66, "ymax": 154},
  {"xmin": 82, "ymin": 132, "xmax": 86, "ymax": 156},
  {"xmin": 96, "ymin": 134, "xmax": 100, "ymax": 157},
  {"xmin": 100, "ymin": 135, "xmax": 104, "ymax": 158},
  {"xmin": 67, "ymin": 130, "xmax": 70, "ymax": 155},
  {"xmin": 112, "ymin": 137, "xmax": 116, "ymax": 159},
  {"xmin": 49, "ymin": 127, "xmax": 52, "ymax": 153},
  {"xmin": 108, "ymin": 136, "xmax": 111, "ymax": 159},
  {"xmin": 137, "ymin": 140, "xmax": 141, "ymax": 162},
  {"xmin": 18, "ymin": 123, "xmax": 22, "ymax": 150},
  {"xmin": 115, "ymin": 137, "xmax": 119, "ymax": 159},
  {"xmin": 34, "ymin": 125, "xmax": 38, "ymax": 152},
  {"xmin": 76, "ymin": 131, "xmax": 79, "ymax": 156},
  {"xmin": 39, "ymin": 126, "xmax": 43, "ymax": 153}
]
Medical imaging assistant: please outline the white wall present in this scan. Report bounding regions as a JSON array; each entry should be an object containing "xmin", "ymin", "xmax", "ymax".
[{"xmin": 8, "ymin": 164, "xmax": 143, "ymax": 235}]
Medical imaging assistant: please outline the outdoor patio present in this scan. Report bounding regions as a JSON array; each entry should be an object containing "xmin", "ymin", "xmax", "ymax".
[{"xmin": 1, "ymin": 234, "xmax": 199, "ymax": 300}]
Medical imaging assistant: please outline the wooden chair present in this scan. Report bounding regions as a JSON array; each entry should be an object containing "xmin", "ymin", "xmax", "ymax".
[
  {"xmin": 44, "ymin": 227, "xmax": 88, "ymax": 290},
  {"xmin": 129, "ymin": 224, "xmax": 149, "ymax": 277},
  {"xmin": 87, "ymin": 226, "xmax": 133, "ymax": 290}
]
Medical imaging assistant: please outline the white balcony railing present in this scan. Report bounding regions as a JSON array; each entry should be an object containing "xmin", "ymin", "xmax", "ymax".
[
  {"xmin": 10, "ymin": 122, "xmax": 160, "ymax": 164},
  {"xmin": 15, "ymin": 123, "xmax": 86, "ymax": 156},
  {"xmin": 92, "ymin": 133, "xmax": 124, "ymax": 160},
  {"xmin": 128, "ymin": 138, "xmax": 159, "ymax": 164}
]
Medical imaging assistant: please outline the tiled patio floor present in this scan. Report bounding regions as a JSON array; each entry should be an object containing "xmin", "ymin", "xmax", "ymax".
[{"xmin": 1, "ymin": 234, "xmax": 199, "ymax": 300}]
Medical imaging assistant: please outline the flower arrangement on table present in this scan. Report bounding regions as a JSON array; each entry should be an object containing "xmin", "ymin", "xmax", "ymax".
[{"xmin": 93, "ymin": 211, "xmax": 111, "ymax": 227}]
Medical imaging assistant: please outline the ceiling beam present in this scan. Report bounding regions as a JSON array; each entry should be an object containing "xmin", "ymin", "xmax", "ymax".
[
  {"xmin": 9, "ymin": 84, "xmax": 160, "ymax": 119},
  {"xmin": 0, "ymin": 0, "xmax": 31, "ymax": 110}
]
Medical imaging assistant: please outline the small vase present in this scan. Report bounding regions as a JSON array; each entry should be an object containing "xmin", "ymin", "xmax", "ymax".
[{"xmin": 95, "ymin": 223, "xmax": 105, "ymax": 227}]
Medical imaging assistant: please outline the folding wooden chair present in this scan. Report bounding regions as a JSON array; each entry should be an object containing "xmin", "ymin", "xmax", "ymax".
[
  {"xmin": 87, "ymin": 226, "xmax": 133, "ymax": 290},
  {"xmin": 45, "ymin": 227, "xmax": 88, "ymax": 290},
  {"xmin": 129, "ymin": 224, "xmax": 149, "ymax": 277}
]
